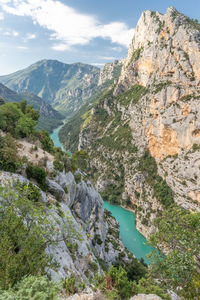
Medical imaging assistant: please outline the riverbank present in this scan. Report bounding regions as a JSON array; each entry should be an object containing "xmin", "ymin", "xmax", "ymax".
[
  {"xmin": 103, "ymin": 201, "xmax": 154, "ymax": 264},
  {"xmin": 50, "ymin": 126, "xmax": 154, "ymax": 263}
]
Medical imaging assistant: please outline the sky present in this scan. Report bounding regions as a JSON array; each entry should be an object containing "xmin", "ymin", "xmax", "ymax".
[{"xmin": 0, "ymin": 0, "xmax": 200, "ymax": 75}]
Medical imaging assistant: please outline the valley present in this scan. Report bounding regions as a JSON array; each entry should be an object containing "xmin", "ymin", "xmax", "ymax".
[{"xmin": 0, "ymin": 4, "xmax": 200, "ymax": 300}]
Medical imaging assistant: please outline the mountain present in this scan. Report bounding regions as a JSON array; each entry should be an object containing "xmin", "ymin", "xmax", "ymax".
[
  {"xmin": 0, "ymin": 60, "xmax": 100, "ymax": 117},
  {"xmin": 0, "ymin": 83, "xmax": 63, "ymax": 132},
  {"xmin": 0, "ymin": 59, "xmax": 123, "ymax": 119},
  {"xmin": 60, "ymin": 7, "xmax": 200, "ymax": 238}
]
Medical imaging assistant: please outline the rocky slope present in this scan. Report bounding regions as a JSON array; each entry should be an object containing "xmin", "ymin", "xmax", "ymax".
[
  {"xmin": 0, "ymin": 133, "xmax": 135, "ymax": 283},
  {"xmin": 60, "ymin": 7, "xmax": 200, "ymax": 238},
  {"xmin": 0, "ymin": 83, "xmax": 63, "ymax": 132}
]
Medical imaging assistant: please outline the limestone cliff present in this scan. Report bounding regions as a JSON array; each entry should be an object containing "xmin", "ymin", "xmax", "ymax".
[
  {"xmin": 62, "ymin": 7, "xmax": 200, "ymax": 237},
  {"xmin": 0, "ymin": 149, "xmax": 132, "ymax": 282}
]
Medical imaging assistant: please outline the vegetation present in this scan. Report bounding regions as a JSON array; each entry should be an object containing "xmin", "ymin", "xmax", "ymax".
[
  {"xmin": 117, "ymin": 84, "xmax": 147, "ymax": 106},
  {"xmin": 0, "ymin": 276, "xmax": 61, "ymax": 300},
  {"xmin": 0, "ymin": 101, "xmax": 39, "ymax": 138},
  {"xmin": 154, "ymin": 81, "xmax": 172, "ymax": 94},
  {"xmin": 37, "ymin": 130, "xmax": 55, "ymax": 153},
  {"xmin": 26, "ymin": 164, "xmax": 47, "ymax": 190},
  {"xmin": 0, "ymin": 183, "xmax": 58, "ymax": 289},
  {"xmin": 138, "ymin": 151, "xmax": 174, "ymax": 207},
  {"xmin": 149, "ymin": 206, "xmax": 200, "ymax": 299},
  {"xmin": 0, "ymin": 134, "xmax": 22, "ymax": 173}
]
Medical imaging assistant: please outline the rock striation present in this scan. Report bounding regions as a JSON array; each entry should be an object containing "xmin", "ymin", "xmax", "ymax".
[
  {"xmin": 0, "ymin": 162, "xmax": 130, "ymax": 282},
  {"xmin": 61, "ymin": 7, "xmax": 200, "ymax": 237}
]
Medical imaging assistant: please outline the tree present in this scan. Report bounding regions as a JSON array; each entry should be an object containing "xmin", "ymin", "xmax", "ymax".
[
  {"xmin": 0, "ymin": 181, "xmax": 82, "ymax": 289},
  {"xmin": 0, "ymin": 134, "xmax": 21, "ymax": 172},
  {"xmin": 0, "ymin": 183, "xmax": 56, "ymax": 289},
  {"xmin": 15, "ymin": 115, "xmax": 37, "ymax": 138},
  {"xmin": 148, "ymin": 206, "xmax": 200, "ymax": 299},
  {"xmin": 0, "ymin": 103, "xmax": 22, "ymax": 135}
]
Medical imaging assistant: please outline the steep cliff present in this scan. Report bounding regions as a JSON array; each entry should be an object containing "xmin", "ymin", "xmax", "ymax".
[
  {"xmin": 0, "ymin": 131, "xmax": 139, "ymax": 283},
  {"xmin": 61, "ymin": 7, "xmax": 200, "ymax": 237}
]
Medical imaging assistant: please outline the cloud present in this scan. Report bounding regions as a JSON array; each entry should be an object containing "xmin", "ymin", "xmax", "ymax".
[
  {"xmin": 3, "ymin": 29, "xmax": 19, "ymax": 36},
  {"xmin": 51, "ymin": 43, "xmax": 70, "ymax": 51},
  {"xmin": 0, "ymin": 12, "xmax": 4, "ymax": 20},
  {"xmin": 17, "ymin": 45, "xmax": 28, "ymax": 49},
  {"xmin": 26, "ymin": 33, "xmax": 36, "ymax": 39},
  {"xmin": 90, "ymin": 63, "xmax": 105, "ymax": 67},
  {"xmin": 111, "ymin": 46, "xmax": 123, "ymax": 52},
  {"xmin": 98, "ymin": 56, "xmax": 117, "ymax": 60},
  {"xmin": 0, "ymin": 0, "xmax": 135, "ymax": 49}
]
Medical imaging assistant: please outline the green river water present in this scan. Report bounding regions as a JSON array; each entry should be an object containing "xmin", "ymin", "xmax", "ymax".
[{"xmin": 50, "ymin": 126, "xmax": 154, "ymax": 264}]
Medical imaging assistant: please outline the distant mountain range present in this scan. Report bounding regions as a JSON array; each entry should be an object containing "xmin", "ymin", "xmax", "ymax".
[
  {"xmin": 0, "ymin": 60, "xmax": 100, "ymax": 117},
  {"xmin": 0, "ymin": 59, "xmax": 122, "ymax": 118}
]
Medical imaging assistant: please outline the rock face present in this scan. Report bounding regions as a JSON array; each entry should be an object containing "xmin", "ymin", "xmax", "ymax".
[
  {"xmin": 0, "ymin": 166, "xmax": 130, "ymax": 281},
  {"xmin": 61, "ymin": 7, "xmax": 200, "ymax": 238},
  {"xmin": 98, "ymin": 60, "xmax": 123, "ymax": 86}
]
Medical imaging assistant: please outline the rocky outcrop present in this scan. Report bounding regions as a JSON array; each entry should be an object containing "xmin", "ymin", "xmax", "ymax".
[
  {"xmin": 0, "ymin": 166, "xmax": 130, "ymax": 281},
  {"xmin": 98, "ymin": 60, "xmax": 123, "ymax": 86},
  {"xmin": 66, "ymin": 7, "xmax": 200, "ymax": 238}
]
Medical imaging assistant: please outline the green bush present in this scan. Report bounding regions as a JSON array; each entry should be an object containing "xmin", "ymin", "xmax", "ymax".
[
  {"xmin": 95, "ymin": 266, "xmax": 133, "ymax": 300},
  {"xmin": 132, "ymin": 277, "xmax": 171, "ymax": 300},
  {"xmin": 38, "ymin": 130, "xmax": 54, "ymax": 153},
  {"xmin": 0, "ymin": 276, "xmax": 61, "ymax": 300},
  {"xmin": 53, "ymin": 159, "xmax": 64, "ymax": 172},
  {"xmin": 0, "ymin": 134, "xmax": 22, "ymax": 172},
  {"xmin": 26, "ymin": 164, "xmax": 47, "ymax": 190},
  {"xmin": 0, "ymin": 101, "xmax": 39, "ymax": 138},
  {"xmin": 0, "ymin": 185, "xmax": 57, "ymax": 289},
  {"xmin": 62, "ymin": 274, "xmax": 77, "ymax": 295},
  {"xmin": 16, "ymin": 182, "xmax": 41, "ymax": 202}
]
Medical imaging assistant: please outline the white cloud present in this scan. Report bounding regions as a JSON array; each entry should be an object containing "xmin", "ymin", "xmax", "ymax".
[
  {"xmin": 3, "ymin": 29, "xmax": 19, "ymax": 36},
  {"xmin": 0, "ymin": 0, "xmax": 135, "ymax": 49},
  {"xmin": 98, "ymin": 56, "xmax": 117, "ymax": 60},
  {"xmin": 90, "ymin": 63, "xmax": 105, "ymax": 67},
  {"xmin": 51, "ymin": 43, "xmax": 70, "ymax": 51},
  {"xmin": 0, "ymin": 12, "xmax": 4, "ymax": 20},
  {"xmin": 111, "ymin": 46, "xmax": 123, "ymax": 52},
  {"xmin": 13, "ymin": 30, "xmax": 19, "ymax": 36},
  {"xmin": 17, "ymin": 45, "xmax": 28, "ymax": 49},
  {"xmin": 26, "ymin": 33, "xmax": 36, "ymax": 39}
]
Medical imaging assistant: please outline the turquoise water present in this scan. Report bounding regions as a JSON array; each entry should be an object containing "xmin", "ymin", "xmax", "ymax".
[
  {"xmin": 50, "ymin": 125, "xmax": 72, "ymax": 157},
  {"xmin": 103, "ymin": 201, "xmax": 154, "ymax": 264},
  {"xmin": 50, "ymin": 126, "xmax": 154, "ymax": 263}
]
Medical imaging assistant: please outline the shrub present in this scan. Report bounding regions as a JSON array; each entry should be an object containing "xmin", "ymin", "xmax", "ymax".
[
  {"xmin": 0, "ymin": 134, "xmax": 22, "ymax": 172},
  {"xmin": 38, "ymin": 130, "xmax": 54, "ymax": 153},
  {"xmin": 26, "ymin": 164, "xmax": 47, "ymax": 190},
  {"xmin": 0, "ymin": 276, "xmax": 61, "ymax": 300},
  {"xmin": 62, "ymin": 274, "xmax": 77, "ymax": 295},
  {"xmin": 0, "ymin": 186, "xmax": 57, "ymax": 289},
  {"xmin": 53, "ymin": 159, "xmax": 64, "ymax": 172}
]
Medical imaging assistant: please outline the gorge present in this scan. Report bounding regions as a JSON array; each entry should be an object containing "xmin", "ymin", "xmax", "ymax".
[{"xmin": 50, "ymin": 126, "xmax": 155, "ymax": 264}]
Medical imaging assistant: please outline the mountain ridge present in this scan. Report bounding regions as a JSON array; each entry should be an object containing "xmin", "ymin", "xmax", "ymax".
[{"xmin": 60, "ymin": 6, "xmax": 200, "ymax": 238}]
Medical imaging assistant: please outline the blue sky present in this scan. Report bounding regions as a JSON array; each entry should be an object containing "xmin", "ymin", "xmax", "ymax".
[{"xmin": 0, "ymin": 0, "xmax": 200, "ymax": 75}]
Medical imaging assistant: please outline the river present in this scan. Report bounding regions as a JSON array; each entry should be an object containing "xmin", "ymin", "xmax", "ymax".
[
  {"xmin": 50, "ymin": 125, "xmax": 154, "ymax": 264},
  {"xmin": 50, "ymin": 125, "xmax": 72, "ymax": 157}
]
